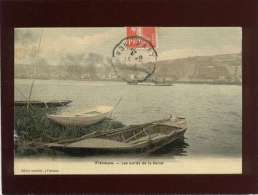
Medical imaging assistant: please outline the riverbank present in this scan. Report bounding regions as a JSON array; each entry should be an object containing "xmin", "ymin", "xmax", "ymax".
[
  {"xmin": 15, "ymin": 106, "xmax": 125, "ymax": 156},
  {"xmin": 15, "ymin": 78, "xmax": 242, "ymax": 85}
]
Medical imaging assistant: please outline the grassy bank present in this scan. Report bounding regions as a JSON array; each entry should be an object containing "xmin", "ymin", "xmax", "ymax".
[{"xmin": 15, "ymin": 105, "xmax": 124, "ymax": 156}]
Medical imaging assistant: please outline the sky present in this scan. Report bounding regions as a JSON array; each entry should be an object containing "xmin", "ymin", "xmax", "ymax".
[{"xmin": 15, "ymin": 27, "xmax": 242, "ymax": 65}]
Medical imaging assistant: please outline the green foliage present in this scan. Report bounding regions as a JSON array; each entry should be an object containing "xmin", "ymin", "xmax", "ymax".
[{"xmin": 15, "ymin": 105, "xmax": 125, "ymax": 156}]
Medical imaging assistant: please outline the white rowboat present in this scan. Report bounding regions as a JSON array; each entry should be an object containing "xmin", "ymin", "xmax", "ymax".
[{"xmin": 47, "ymin": 106, "xmax": 113, "ymax": 127}]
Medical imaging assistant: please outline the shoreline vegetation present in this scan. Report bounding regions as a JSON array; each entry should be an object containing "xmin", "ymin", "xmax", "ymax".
[
  {"xmin": 14, "ymin": 77, "xmax": 242, "ymax": 85},
  {"xmin": 15, "ymin": 106, "xmax": 125, "ymax": 156}
]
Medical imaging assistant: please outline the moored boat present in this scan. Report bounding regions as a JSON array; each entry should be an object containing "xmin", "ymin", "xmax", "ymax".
[
  {"xmin": 15, "ymin": 99, "xmax": 72, "ymax": 107},
  {"xmin": 127, "ymin": 81, "xmax": 138, "ymax": 85},
  {"xmin": 138, "ymin": 82, "xmax": 173, "ymax": 86},
  {"xmin": 46, "ymin": 116, "xmax": 187, "ymax": 154},
  {"xmin": 127, "ymin": 81, "xmax": 173, "ymax": 86},
  {"xmin": 47, "ymin": 105, "xmax": 113, "ymax": 127}
]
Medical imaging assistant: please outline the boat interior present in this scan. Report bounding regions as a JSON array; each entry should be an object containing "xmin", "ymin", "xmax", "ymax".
[{"xmin": 95, "ymin": 123, "xmax": 183, "ymax": 143}]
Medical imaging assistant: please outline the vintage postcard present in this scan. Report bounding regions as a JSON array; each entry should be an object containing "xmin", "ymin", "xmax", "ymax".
[{"xmin": 14, "ymin": 27, "xmax": 242, "ymax": 174}]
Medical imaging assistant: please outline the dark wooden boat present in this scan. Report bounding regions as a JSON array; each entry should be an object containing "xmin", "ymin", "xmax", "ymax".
[
  {"xmin": 138, "ymin": 82, "xmax": 173, "ymax": 86},
  {"xmin": 127, "ymin": 81, "xmax": 173, "ymax": 86},
  {"xmin": 127, "ymin": 81, "xmax": 138, "ymax": 85},
  {"xmin": 47, "ymin": 116, "xmax": 187, "ymax": 154},
  {"xmin": 15, "ymin": 99, "xmax": 72, "ymax": 107}
]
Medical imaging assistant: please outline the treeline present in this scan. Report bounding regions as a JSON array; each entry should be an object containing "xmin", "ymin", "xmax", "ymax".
[
  {"xmin": 15, "ymin": 53, "xmax": 117, "ymax": 80},
  {"xmin": 15, "ymin": 53, "xmax": 242, "ymax": 84}
]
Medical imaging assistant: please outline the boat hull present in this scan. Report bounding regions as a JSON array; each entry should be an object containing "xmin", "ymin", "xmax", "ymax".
[
  {"xmin": 48, "ymin": 128, "xmax": 186, "ymax": 155},
  {"xmin": 127, "ymin": 82, "xmax": 173, "ymax": 86},
  {"xmin": 47, "ymin": 113, "xmax": 109, "ymax": 127},
  {"xmin": 138, "ymin": 82, "xmax": 173, "ymax": 86},
  {"xmin": 15, "ymin": 100, "xmax": 72, "ymax": 107},
  {"xmin": 47, "ymin": 106, "xmax": 113, "ymax": 127}
]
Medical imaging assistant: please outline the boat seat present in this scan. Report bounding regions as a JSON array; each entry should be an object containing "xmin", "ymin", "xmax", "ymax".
[{"xmin": 130, "ymin": 133, "xmax": 167, "ymax": 144}]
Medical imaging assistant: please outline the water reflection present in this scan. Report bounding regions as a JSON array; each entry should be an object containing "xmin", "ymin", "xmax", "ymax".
[{"xmin": 150, "ymin": 137, "xmax": 189, "ymax": 157}]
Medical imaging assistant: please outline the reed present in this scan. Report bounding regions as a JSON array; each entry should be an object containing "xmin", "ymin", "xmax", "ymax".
[{"xmin": 15, "ymin": 105, "xmax": 125, "ymax": 156}]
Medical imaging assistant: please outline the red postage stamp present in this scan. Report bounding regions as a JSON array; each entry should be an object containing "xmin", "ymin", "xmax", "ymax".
[{"xmin": 126, "ymin": 27, "xmax": 157, "ymax": 48}]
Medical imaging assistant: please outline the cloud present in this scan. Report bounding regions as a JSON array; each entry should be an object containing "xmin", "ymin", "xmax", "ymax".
[
  {"xmin": 15, "ymin": 28, "xmax": 124, "ymax": 65},
  {"xmin": 15, "ymin": 27, "xmax": 241, "ymax": 64}
]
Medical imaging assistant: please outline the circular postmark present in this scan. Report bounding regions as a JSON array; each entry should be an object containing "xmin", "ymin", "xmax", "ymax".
[{"xmin": 112, "ymin": 36, "xmax": 158, "ymax": 82}]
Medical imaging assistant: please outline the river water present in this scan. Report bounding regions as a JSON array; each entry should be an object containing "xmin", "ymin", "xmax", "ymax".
[{"xmin": 15, "ymin": 79, "xmax": 242, "ymax": 158}]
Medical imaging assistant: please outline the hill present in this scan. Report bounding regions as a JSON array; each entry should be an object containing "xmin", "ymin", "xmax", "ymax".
[
  {"xmin": 15, "ymin": 53, "xmax": 242, "ymax": 84},
  {"xmin": 152, "ymin": 53, "xmax": 241, "ymax": 84}
]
